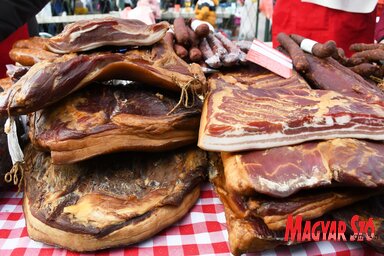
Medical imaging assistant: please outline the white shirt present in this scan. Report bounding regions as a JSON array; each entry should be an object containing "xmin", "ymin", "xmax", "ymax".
[{"xmin": 301, "ymin": 0, "xmax": 377, "ymax": 13}]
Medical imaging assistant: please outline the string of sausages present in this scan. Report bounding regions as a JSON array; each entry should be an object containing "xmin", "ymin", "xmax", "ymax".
[
  {"xmin": 277, "ymin": 32, "xmax": 384, "ymax": 83},
  {"xmin": 169, "ymin": 17, "xmax": 250, "ymax": 69}
]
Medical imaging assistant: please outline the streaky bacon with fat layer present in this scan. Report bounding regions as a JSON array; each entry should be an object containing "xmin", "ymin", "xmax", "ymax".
[{"xmin": 198, "ymin": 69, "xmax": 384, "ymax": 152}]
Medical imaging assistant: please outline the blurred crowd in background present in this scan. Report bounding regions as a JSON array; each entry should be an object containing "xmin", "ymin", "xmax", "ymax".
[{"xmin": 37, "ymin": 0, "xmax": 268, "ymax": 41}]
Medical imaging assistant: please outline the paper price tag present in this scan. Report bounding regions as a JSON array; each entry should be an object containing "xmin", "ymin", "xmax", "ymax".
[{"xmin": 246, "ymin": 39, "xmax": 293, "ymax": 78}]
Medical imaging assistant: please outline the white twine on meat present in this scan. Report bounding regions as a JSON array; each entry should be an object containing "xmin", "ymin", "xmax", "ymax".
[
  {"xmin": 4, "ymin": 117, "xmax": 24, "ymax": 191},
  {"xmin": 167, "ymin": 75, "xmax": 199, "ymax": 115}
]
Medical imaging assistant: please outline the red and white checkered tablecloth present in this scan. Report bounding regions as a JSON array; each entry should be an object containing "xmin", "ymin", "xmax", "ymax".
[{"xmin": 0, "ymin": 182, "xmax": 382, "ymax": 256}]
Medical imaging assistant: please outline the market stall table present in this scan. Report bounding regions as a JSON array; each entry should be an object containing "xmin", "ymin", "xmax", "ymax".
[{"xmin": 0, "ymin": 183, "xmax": 381, "ymax": 255}]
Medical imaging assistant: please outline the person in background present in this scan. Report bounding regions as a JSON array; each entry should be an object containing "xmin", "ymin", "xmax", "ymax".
[
  {"xmin": 0, "ymin": 0, "xmax": 50, "ymax": 78},
  {"xmin": 161, "ymin": 0, "xmax": 173, "ymax": 10},
  {"xmin": 259, "ymin": 0, "xmax": 273, "ymax": 20},
  {"xmin": 121, "ymin": 0, "xmax": 160, "ymax": 24},
  {"xmin": 238, "ymin": 0, "xmax": 258, "ymax": 40},
  {"xmin": 120, "ymin": 0, "xmax": 133, "ymax": 18},
  {"xmin": 99, "ymin": 0, "xmax": 112, "ymax": 13},
  {"xmin": 272, "ymin": 0, "xmax": 377, "ymax": 57},
  {"xmin": 194, "ymin": 0, "xmax": 218, "ymax": 27},
  {"xmin": 145, "ymin": 0, "xmax": 161, "ymax": 21},
  {"xmin": 75, "ymin": 0, "xmax": 89, "ymax": 14}
]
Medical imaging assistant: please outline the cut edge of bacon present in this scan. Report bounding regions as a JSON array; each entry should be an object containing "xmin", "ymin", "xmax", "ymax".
[{"xmin": 199, "ymin": 128, "xmax": 384, "ymax": 152}]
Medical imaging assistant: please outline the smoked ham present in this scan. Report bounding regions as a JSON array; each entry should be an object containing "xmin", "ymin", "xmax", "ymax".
[
  {"xmin": 198, "ymin": 69, "xmax": 384, "ymax": 152},
  {"xmin": 0, "ymin": 40, "xmax": 206, "ymax": 116},
  {"xmin": 23, "ymin": 145, "xmax": 207, "ymax": 252},
  {"xmin": 46, "ymin": 18, "xmax": 169, "ymax": 53},
  {"xmin": 29, "ymin": 83, "xmax": 202, "ymax": 164},
  {"xmin": 222, "ymin": 138, "xmax": 384, "ymax": 197}
]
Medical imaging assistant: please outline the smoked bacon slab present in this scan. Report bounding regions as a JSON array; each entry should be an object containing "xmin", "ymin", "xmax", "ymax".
[
  {"xmin": 209, "ymin": 154, "xmax": 382, "ymax": 254},
  {"xmin": 222, "ymin": 138, "xmax": 384, "ymax": 197},
  {"xmin": 198, "ymin": 69, "xmax": 384, "ymax": 151}
]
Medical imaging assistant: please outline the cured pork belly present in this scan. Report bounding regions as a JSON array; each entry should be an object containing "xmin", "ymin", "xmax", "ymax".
[
  {"xmin": 23, "ymin": 145, "xmax": 207, "ymax": 252},
  {"xmin": 47, "ymin": 18, "xmax": 169, "ymax": 53},
  {"xmin": 211, "ymin": 155, "xmax": 379, "ymax": 230},
  {"xmin": 209, "ymin": 154, "xmax": 382, "ymax": 254},
  {"xmin": 207, "ymin": 152, "xmax": 287, "ymax": 254},
  {"xmin": 198, "ymin": 69, "xmax": 384, "ymax": 151},
  {"xmin": 0, "ymin": 41, "xmax": 206, "ymax": 116},
  {"xmin": 213, "ymin": 172, "xmax": 380, "ymax": 254},
  {"xmin": 222, "ymin": 138, "xmax": 384, "ymax": 197},
  {"xmin": 29, "ymin": 83, "xmax": 202, "ymax": 164}
]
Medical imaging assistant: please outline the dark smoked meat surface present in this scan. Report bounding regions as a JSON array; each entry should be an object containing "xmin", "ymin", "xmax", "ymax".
[
  {"xmin": 24, "ymin": 145, "xmax": 207, "ymax": 236},
  {"xmin": 0, "ymin": 41, "xmax": 206, "ymax": 116},
  {"xmin": 29, "ymin": 83, "xmax": 202, "ymax": 164},
  {"xmin": 209, "ymin": 155, "xmax": 383, "ymax": 254}
]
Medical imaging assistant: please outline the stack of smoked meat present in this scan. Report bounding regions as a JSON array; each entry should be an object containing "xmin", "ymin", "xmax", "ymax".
[
  {"xmin": 1, "ymin": 16, "xmax": 384, "ymax": 254},
  {"xmin": 0, "ymin": 17, "xmax": 209, "ymax": 252},
  {"xmin": 198, "ymin": 33, "xmax": 384, "ymax": 255}
]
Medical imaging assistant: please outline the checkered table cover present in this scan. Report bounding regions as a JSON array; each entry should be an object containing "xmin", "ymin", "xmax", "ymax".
[{"xmin": 0, "ymin": 182, "xmax": 382, "ymax": 256}]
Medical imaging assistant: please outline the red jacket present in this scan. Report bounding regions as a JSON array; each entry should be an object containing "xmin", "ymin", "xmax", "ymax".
[
  {"xmin": 272, "ymin": 0, "xmax": 376, "ymax": 57},
  {"xmin": 375, "ymin": 7, "xmax": 384, "ymax": 43},
  {"xmin": 0, "ymin": 24, "xmax": 29, "ymax": 78}
]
